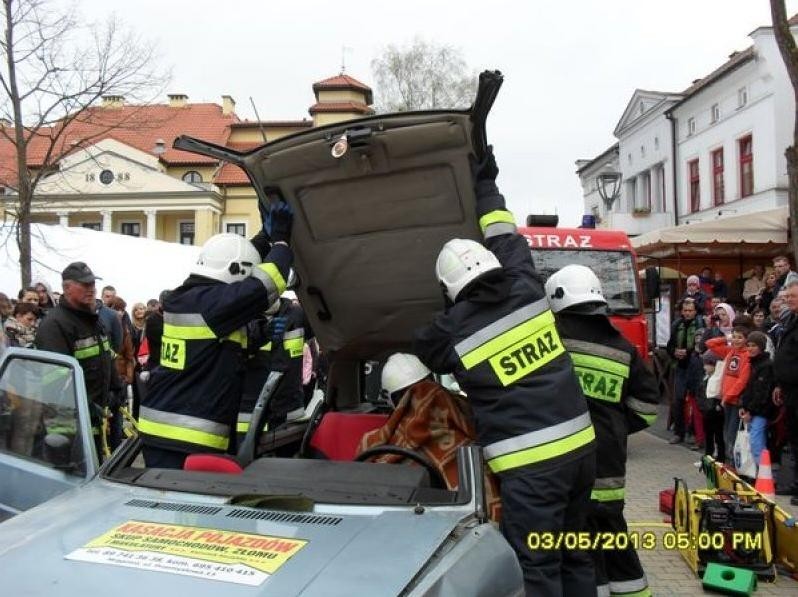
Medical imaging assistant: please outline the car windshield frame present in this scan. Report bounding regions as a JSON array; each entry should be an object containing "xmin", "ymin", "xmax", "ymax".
[
  {"xmin": 0, "ymin": 349, "xmax": 97, "ymax": 477},
  {"xmin": 530, "ymin": 248, "xmax": 641, "ymax": 314}
]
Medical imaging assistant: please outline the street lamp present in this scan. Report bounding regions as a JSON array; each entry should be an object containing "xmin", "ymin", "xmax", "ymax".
[{"xmin": 596, "ymin": 172, "xmax": 622, "ymax": 211}]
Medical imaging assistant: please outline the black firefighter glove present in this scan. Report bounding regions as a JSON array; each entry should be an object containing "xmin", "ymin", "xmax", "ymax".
[
  {"xmin": 265, "ymin": 201, "xmax": 293, "ymax": 244},
  {"xmin": 469, "ymin": 145, "xmax": 505, "ymax": 218},
  {"xmin": 470, "ymin": 144, "xmax": 499, "ymax": 184}
]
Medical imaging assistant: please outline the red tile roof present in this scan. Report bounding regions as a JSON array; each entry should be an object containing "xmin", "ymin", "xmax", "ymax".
[
  {"xmin": 0, "ymin": 101, "xmax": 239, "ymax": 185},
  {"xmin": 313, "ymin": 74, "xmax": 373, "ymax": 104},
  {"xmin": 214, "ymin": 142, "xmax": 259, "ymax": 185},
  {"xmin": 230, "ymin": 120, "xmax": 313, "ymax": 129},
  {"xmin": 308, "ymin": 101, "xmax": 374, "ymax": 116}
]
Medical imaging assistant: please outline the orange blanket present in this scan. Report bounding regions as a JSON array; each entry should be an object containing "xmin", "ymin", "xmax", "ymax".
[{"xmin": 356, "ymin": 380, "xmax": 501, "ymax": 520}]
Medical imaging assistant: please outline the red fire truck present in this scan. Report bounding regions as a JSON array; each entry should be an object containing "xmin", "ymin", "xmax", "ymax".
[{"xmin": 520, "ymin": 219, "xmax": 658, "ymax": 361}]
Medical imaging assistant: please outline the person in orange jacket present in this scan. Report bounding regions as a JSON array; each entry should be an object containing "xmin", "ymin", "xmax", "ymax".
[{"xmin": 705, "ymin": 325, "xmax": 752, "ymax": 463}]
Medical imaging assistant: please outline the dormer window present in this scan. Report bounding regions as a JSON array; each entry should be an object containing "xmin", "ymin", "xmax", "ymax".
[{"xmin": 687, "ymin": 118, "xmax": 696, "ymax": 136}]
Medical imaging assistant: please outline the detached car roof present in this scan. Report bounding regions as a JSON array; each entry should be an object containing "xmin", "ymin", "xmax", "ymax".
[{"xmin": 175, "ymin": 72, "xmax": 503, "ymax": 360}]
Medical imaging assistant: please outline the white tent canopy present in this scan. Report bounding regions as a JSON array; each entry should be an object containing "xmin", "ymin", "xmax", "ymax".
[
  {"xmin": 631, "ymin": 206, "xmax": 789, "ymax": 258},
  {"xmin": 0, "ymin": 224, "xmax": 200, "ymax": 305}
]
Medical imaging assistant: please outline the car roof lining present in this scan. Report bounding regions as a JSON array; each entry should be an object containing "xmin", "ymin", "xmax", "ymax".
[{"xmin": 243, "ymin": 112, "xmax": 483, "ymax": 360}]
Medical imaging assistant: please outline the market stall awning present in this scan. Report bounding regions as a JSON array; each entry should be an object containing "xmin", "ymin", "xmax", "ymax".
[{"xmin": 631, "ymin": 206, "xmax": 789, "ymax": 259}]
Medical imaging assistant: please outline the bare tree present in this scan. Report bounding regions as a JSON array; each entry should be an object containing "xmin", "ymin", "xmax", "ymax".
[
  {"xmin": 770, "ymin": 1, "xmax": 798, "ymax": 261},
  {"xmin": 0, "ymin": 0, "xmax": 168, "ymax": 287},
  {"xmin": 371, "ymin": 37, "xmax": 476, "ymax": 112}
]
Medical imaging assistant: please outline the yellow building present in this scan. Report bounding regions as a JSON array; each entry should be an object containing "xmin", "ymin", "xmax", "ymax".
[{"xmin": 0, "ymin": 73, "xmax": 374, "ymax": 245}]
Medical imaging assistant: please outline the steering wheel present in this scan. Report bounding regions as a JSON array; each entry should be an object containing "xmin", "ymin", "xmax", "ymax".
[
  {"xmin": 298, "ymin": 400, "xmax": 327, "ymax": 458},
  {"xmin": 354, "ymin": 444, "xmax": 448, "ymax": 489}
]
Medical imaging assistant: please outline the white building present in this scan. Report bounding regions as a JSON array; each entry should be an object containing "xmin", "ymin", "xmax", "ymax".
[
  {"xmin": 577, "ymin": 18, "xmax": 797, "ymax": 235},
  {"xmin": 669, "ymin": 29, "xmax": 793, "ymax": 224}
]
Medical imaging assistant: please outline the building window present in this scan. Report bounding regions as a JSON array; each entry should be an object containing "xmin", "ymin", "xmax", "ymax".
[
  {"xmin": 738, "ymin": 87, "xmax": 748, "ymax": 108},
  {"xmin": 640, "ymin": 145, "xmax": 645, "ymax": 158},
  {"xmin": 120, "ymin": 222, "xmax": 141, "ymax": 237},
  {"xmin": 739, "ymin": 135, "xmax": 754, "ymax": 198},
  {"xmin": 627, "ymin": 153, "xmax": 632, "ymax": 165},
  {"xmin": 179, "ymin": 222, "xmax": 195, "ymax": 245},
  {"xmin": 182, "ymin": 170, "xmax": 203, "ymax": 183},
  {"xmin": 654, "ymin": 137, "xmax": 660, "ymax": 151},
  {"xmin": 654, "ymin": 164, "xmax": 666, "ymax": 212},
  {"xmin": 687, "ymin": 117, "xmax": 695, "ymax": 136},
  {"xmin": 711, "ymin": 149, "xmax": 724, "ymax": 206},
  {"xmin": 226, "ymin": 222, "xmax": 246, "ymax": 237},
  {"xmin": 688, "ymin": 159, "xmax": 700, "ymax": 213},
  {"xmin": 639, "ymin": 172, "xmax": 651, "ymax": 210},
  {"xmin": 711, "ymin": 104, "xmax": 720, "ymax": 123},
  {"xmin": 81, "ymin": 222, "xmax": 101, "ymax": 231}
]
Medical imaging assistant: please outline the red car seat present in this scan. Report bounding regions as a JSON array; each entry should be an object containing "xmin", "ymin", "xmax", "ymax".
[
  {"xmin": 309, "ymin": 412, "xmax": 389, "ymax": 461},
  {"xmin": 183, "ymin": 453, "xmax": 244, "ymax": 474}
]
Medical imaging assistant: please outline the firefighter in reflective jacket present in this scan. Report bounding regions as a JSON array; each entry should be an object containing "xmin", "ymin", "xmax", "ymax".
[
  {"xmin": 413, "ymin": 148, "xmax": 597, "ymax": 597},
  {"xmin": 139, "ymin": 204, "xmax": 293, "ymax": 469},
  {"xmin": 237, "ymin": 297, "xmax": 311, "ymax": 438},
  {"xmin": 546, "ymin": 264, "xmax": 659, "ymax": 597}
]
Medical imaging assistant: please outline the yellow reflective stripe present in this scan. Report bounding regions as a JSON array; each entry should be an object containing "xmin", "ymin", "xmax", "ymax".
[
  {"xmin": 637, "ymin": 412, "xmax": 657, "ymax": 425},
  {"xmin": 487, "ymin": 425, "xmax": 595, "ymax": 473},
  {"xmin": 591, "ymin": 487, "xmax": 626, "ymax": 502},
  {"xmin": 227, "ymin": 329, "xmax": 247, "ymax": 348},
  {"xmin": 461, "ymin": 309, "xmax": 557, "ymax": 369},
  {"xmin": 237, "ymin": 421, "xmax": 250, "ymax": 433},
  {"xmin": 283, "ymin": 337, "xmax": 304, "ymax": 358},
  {"xmin": 162, "ymin": 323, "xmax": 216, "ymax": 340},
  {"xmin": 138, "ymin": 417, "xmax": 229, "ymax": 450},
  {"xmin": 570, "ymin": 353, "xmax": 630, "ymax": 378},
  {"xmin": 478, "ymin": 209, "xmax": 515, "ymax": 233},
  {"xmin": 258, "ymin": 262, "xmax": 286, "ymax": 295},
  {"xmin": 259, "ymin": 341, "xmax": 273, "ymax": 352},
  {"xmin": 74, "ymin": 345, "xmax": 100, "ymax": 359}
]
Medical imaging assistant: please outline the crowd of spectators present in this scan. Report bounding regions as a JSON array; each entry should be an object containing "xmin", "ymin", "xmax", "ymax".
[{"xmin": 666, "ymin": 255, "xmax": 798, "ymax": 498}]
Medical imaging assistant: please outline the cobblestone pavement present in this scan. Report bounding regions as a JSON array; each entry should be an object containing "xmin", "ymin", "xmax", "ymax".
[{"xmin": 627, "ymin": 431, "xmax": 798, "ymax": 595}]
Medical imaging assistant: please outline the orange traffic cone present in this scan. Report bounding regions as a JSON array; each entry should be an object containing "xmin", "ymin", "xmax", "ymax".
[{"xmin": 754, "ymin": 449, "xmax": 776, "ymax": 500}]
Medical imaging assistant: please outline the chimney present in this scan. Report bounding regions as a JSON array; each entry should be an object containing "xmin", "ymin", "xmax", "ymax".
[
  {"xmin": 168, "ymin": 93, "xmax": 188, "ymax": 108},
  {"xmin": 222, "ymin": 95, "xmax": 236, "ymax": 116},
  {"xmin": 101, "ymin": 95, "xmax": 125, "ymax": 108},
  {"xmin": 153, "ymin": 138, "xmax": 166, "ymax": 155}
]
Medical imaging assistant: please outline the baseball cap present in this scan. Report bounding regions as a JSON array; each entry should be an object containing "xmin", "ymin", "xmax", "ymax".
[{"xmin": 61, "ymin": 261, "xmax": 101, "ymax": 284}]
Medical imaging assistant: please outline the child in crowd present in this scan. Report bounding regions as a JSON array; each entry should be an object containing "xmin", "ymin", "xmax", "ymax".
[
  {"xmin": 706, "ymin": 325, "xmax": 752, "ymax": 464},
  {"xmin": 739, "ymin": 331, "xmax": 775, "ymax": 471},
  {"xmin": 697, "ymin": 350, "xmax": 725, "ymax": 462}
]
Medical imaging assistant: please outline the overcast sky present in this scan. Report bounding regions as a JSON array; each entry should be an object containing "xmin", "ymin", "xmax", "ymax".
[{"xmin": 73, "ymin": 0, "xmax": 798, "ymax": 226}]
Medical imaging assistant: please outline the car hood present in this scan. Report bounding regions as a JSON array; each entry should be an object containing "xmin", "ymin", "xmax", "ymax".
[
  {"xmin": 0, "ymin": 481, "xmax": 465, "ymax": 596},
  {"xmin": 175, "ymin": 72, "xmax": 503, "ymax": 359}
]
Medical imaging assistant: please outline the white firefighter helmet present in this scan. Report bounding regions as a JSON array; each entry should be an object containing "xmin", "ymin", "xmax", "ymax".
[
  {"xmin": 544, "ymin": 264, "xmax": 607, "ymax": 313},
  {"xmin": 435, "ymin": 238, "xmax": 502, "ymax": 302},
  {"xmin": 193, "ymin": 233, "xmax": 261, "ymax": 284},
  {"xmin": 381, "ymin": 353, "xmax": 431, "ymax": 395}
]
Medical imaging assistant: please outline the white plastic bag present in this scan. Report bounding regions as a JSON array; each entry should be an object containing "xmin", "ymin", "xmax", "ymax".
[{"xmin": 733, "ymin": 420, "xmax": 757, "ymax": 478}]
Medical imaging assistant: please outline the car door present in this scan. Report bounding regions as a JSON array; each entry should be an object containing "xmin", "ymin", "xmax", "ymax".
[{"xmin": 0, "ymin": 347, "xmax": 98, "ymax": 520}]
